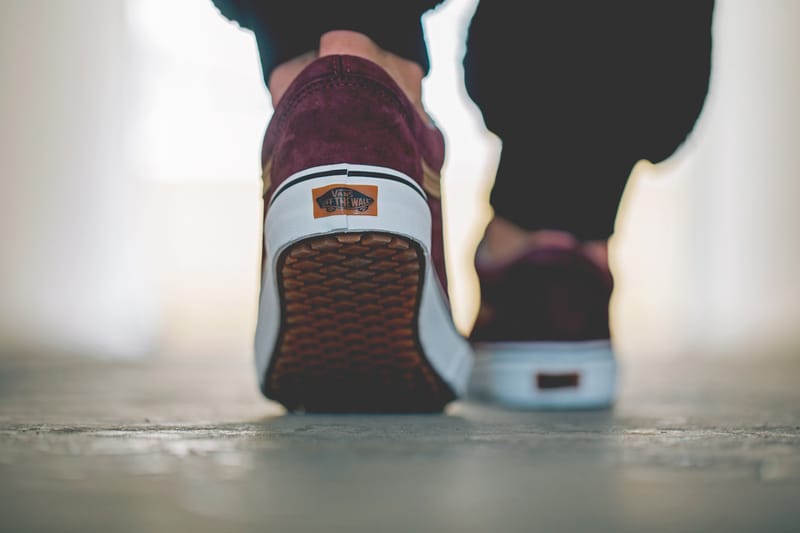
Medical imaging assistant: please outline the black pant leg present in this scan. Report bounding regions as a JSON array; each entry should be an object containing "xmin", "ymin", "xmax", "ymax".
[
  {"xmin": 211, "ymin": 0, "xmax": 443, "ymax": 86},
  {"xmin": 463, "ymin": 1, "xmax": 714, "ymax": 240}
]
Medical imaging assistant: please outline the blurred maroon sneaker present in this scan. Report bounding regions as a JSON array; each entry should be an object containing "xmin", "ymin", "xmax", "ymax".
[
  {"xmin": 468, "ymin": 229, "xmax": 617, "ymax": 409},
  {"xmin": 253, "ymin": 55, "xmax": 473, "ymax": 413}
]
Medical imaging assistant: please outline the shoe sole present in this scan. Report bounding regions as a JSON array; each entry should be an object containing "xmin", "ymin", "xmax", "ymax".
[
  {"xmin": 267, "ymin": 232, "xmax": 453, "ymax": 412},
  {"xmin": 255, "ymin": 164, "xmax": 474, "ymax": 413},
  {"xmin": 468, "ymin": 340, "xmax": 616, "ymax": 409}
]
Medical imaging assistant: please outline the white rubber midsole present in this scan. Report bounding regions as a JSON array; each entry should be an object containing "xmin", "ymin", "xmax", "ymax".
[
  {"xmin": 468, "ymin": 340, "xmax": 617, "ymax": 408},
  {"xmin": 254, "ymin": 163, "xmax": 474, "ymax": 396}
]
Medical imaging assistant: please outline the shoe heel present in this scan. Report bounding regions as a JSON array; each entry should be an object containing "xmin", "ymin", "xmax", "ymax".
[{"xmin": 254, "ymin": 166, "xmax": 473, "ymax": 412}]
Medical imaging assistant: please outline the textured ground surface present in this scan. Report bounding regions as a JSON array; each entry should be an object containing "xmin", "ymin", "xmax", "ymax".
[{"xmin": 1, "ymin": 349, "xmax": 799, "ymax": 532}]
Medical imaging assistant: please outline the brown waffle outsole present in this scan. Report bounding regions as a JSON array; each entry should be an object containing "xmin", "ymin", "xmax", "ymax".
[{"xmin": 263, "ymin": 231, "xmax": 456, "ymax": 413}]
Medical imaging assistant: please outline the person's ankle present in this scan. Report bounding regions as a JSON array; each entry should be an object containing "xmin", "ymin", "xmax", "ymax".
[
  {"xmin": 268, "ymin": 30, "xmax": 430, "ymax": 124},
  {"xmin": 478, "ymin": 216, "xmax": 609, "ymax": 273},
  {"xmin": 582, "ymin": 240, "xmax": 610, "ymax": 274},
  {"xmin": 268, "ymin": 51, "xmax": 318, "ymax": 108},
  {"xmin": 477, "ymin": 217, "xmax": 577, "ymax": 266}
]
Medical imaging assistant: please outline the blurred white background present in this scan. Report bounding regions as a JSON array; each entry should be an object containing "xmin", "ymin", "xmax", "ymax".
[{"xmin": 0, "ymin": 0, "xmax": 798, "ymax": 363}]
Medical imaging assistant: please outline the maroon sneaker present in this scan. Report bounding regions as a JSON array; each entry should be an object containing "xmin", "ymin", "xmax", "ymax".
[
  {"xmin": 253, "ymin": 55, "xmax": 473, "ymax": 413},
  {"xmin": 468, "ymin": 237, "xmax": 617, "ymax": 409}
]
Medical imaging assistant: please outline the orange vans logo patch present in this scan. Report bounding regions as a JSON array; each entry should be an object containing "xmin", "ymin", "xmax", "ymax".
[{"xmin": 312, "ymin": 184, "xmax": 378, "ymax": 218}]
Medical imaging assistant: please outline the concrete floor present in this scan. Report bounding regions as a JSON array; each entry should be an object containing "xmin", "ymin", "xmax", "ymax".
[{"xmin": 1, "ymin": 349, "xmax": 799, "ymax": 532}]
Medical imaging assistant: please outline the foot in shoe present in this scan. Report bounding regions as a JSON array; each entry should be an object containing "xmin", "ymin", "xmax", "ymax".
[
  {"xmin": 468, "ymin": 216, "xmax": 617, "ymax": 409},
  {"xmin": 254, "ymin": 51, "xmax": 473, "ymax": 413}
]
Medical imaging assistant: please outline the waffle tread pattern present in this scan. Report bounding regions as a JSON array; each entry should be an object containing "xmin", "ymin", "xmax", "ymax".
[{"xmin": 265, "ymin": 232, "xmax": 455, "ymax": 413}]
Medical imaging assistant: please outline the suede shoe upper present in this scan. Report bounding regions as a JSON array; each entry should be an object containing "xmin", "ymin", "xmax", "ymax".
[
  {"xmin": 470, "ymin": 245, "xmax": 613, "ymax": 342},
  {"xmin": 259, "ymin": 54, "xmax": 450, "ymax": 293}
]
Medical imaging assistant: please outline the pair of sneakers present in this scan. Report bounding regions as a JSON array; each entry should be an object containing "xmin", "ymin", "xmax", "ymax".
[{"xmin": 254, "ymin": 54, "xmax": 616, "ymax": 413}]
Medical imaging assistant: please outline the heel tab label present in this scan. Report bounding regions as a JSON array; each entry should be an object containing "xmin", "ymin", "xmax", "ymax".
[{"xmin": 313, "ymin": 184, "xmax": 378, "ymax": 218}]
